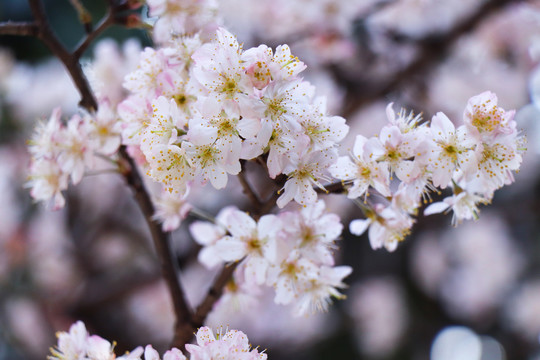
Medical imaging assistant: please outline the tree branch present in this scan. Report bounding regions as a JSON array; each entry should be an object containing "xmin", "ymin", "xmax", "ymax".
[
  {"xmin": 118, "ymin": 146, "xmax": 193, "ymax": 338},
  {"xmin": 73, "ymin": 9, "xmax": 116, "ymax": 60},
  {"xmin": 238, "ymin": 161, "xmax": 263, "ymax": 208},
  {"xmin": 27, "ymin": 0, "xmax": 98, "ymax": 110},
  {"xmin": 0, "ymin": 22, "xmax": 39, "ymax": 36},
  {"xmin": 7, "ymin": 0, "xmax": 196, "ymax": 350},
  {"xmin": 190, "ymin": 262, "xmax": 239, "ymax": 330}
]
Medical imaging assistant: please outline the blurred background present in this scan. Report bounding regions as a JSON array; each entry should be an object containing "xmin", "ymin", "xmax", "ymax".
[{"xmin": 1, "ymin": 0, "xmax": 540, "ymax": 359}]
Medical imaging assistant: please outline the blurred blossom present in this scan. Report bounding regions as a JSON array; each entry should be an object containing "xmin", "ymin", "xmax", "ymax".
[
  {"xmin": 302, "ymin": 70, "xmax": 345, "ymax": 115},
  {"xmin": 89, "ymin": 232, "xmax": 141, "ymax": 270},
  {"xmin": 369, "ymin": 0, "xmax": 478, "ymax": 38},
  {"xmin": 430, "ymin": 326, "xmax": 482, "ymax": 360},
  {"xmin": 206, "ymin": 286, "xmax": 334, "ymax": 348},
  {"xmin": 75, "ymin": 172, "xmax": 131, "ymax": 221},
  {"xmin": 0, "ymin": 146, "xmax": 23, "ymax": 240},
  {"xmin": 346, "ymin": 277, "xmax": 408, "ymax": 357},
  {"xmin": 431, "ymin": 326, "xmax": 506, "ymax": 360},
  {"xmin": 5, "ymin": 297, "xmax": 52, "ymax": 357},
  {"xmin": 26, "ymin": 210, "xmax": 81, "ymax": 297},
  {"xmin": 84, "ymin": 38, "xmax": 141, "ymax": 106},
  {"xmin": 126, "ymin": 281, "xmax": 175, "ymax": 344},
  {"xmin": 505, "ymin": 280, "xmax": 540, "ymax": 343},
  {"xmin": 412, "ymin": 213, "xmax": 524, "ymax": 322},
  {"xmin": 427, "ymin": 3, "xmax": 540, "ymax": 119},
  {"xmin": 219, "ymin": 0, "xmax": 363, "ymax": 63},
  {"xmin": 410, "ymin": 233, "xmax": 448, "ymax": 297},
  {"xmin": 4, "ymin": 58, "xmax": 78, "ymax": 122},
  {"xmin": 479, "ymin": 336, "xmax": 506, "ymax": 360}
]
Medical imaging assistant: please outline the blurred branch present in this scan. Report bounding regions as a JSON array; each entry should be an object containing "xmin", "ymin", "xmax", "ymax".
[
  {"xmin": 26, "ymin": 0, "xmax": 98, "ymax": 110},
  {"xmin": 238, "ymin": 161, "xmax": 263, "ymax": 208},
  {"xmin": 0, "ymin": 22, "xmax": 38, "ymax": 36},
  {"xmin": 335, "ymin": 0, "xmax": 526, "ymax": 118},
  {"xmin": 73, "ymin": 8, "xmax": 116, "ymax": 59}
]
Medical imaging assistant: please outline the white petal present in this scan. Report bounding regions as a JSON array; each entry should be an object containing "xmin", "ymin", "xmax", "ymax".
[{"xmin": 349, "ymin": 219, "xmax": 371, "ymax": 236}]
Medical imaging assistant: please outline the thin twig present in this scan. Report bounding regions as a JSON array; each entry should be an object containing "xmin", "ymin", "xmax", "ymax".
[
  {"xmin": 0, "ymin": 22, "xmax": 39, "ymax": 36},
  {"xmin": 27, "ymin": 0, "xmax": 98, "ymax": 110},
  {"xmin": 69, "ymin": 0, "xmax": 93, "ymax": 34},
  {"xmin": 73, "ymin": 9, "xmax": 115, "ymax": 60}
]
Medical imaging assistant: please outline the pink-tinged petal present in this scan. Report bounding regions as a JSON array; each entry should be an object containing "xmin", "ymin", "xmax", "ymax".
[
  {"xmin": 189, "ymin": 222, "xmax": 225, "ymax": 246},
  {"xmin": 352, "ymin": 134, "xmax": 368, "ymax": 158},
  {"xmin": 329, "ymin": 156, "xmax": 356, "ymax": 181},
  {"xmin": 364, "ymin": 137, "xmax": 386, "ymax": 159},
  {"xmin": 394, "ymin": 160, "xmax": 419, "ymax": 183},
  {"xmin": 431, "ymin": 160, "xmax": 453, "ymax": 189},
  {"xmin": 424, "ymin": 201, "xmax": 450, "ymax": 216},
  {"xmin": 328, "ymin": 265, "xmax": 353, "ymax": 281},
  {"xmin": 385, "ymin": 239, "xmax": 398, "ymax": 252},
  {"xmin": 86, "ymin": 336, "xmax": 113, "ymax": 359},
  {"xmin": 215, "ymin": 238, "xmax": 247, "ymax": 262},
  {"xmin": 237, "ymin": 116, "xmax": 261, "ymax": 139},
  {"xmin": 386, "ymin": 102, "xmax": 396, "ymax": 123},
  {"xmin": 224, "ymin": 209, "xmax": 257, "ymax": 237},
  {"xmin": 368, "ymin": 223, "xmax": 385, "ymax": 250},
  {"xmin": 349, "ymin": 219, "xmax": 371, "ymax": 236},
  {"xmin": 163, "ymin": 348, "xmax": 187, "ymax": 360},
  {"xmin": 317, "ymin": 213, "xmax": 343, "ymax": 241},
  {"xmin": 144, "ymin": 345, "xmax": 160, "ymax": 360},
  {"xmin": 207, "ymin": 166, "xmax": 228, "ymax": 189},
  {"xmin": 295, "ymin": 178, "xmax": 318, "ymax": 206},
  {"xmin": 245, "ymin": 256, "xmax": 269, "ymax": 286},
  {"xmin": 379, "ymin": 125, "xmax": 402, "ymax": 148},
  {"xmin": 276, "ymin": 179, "xmax": 297, "ymax": 208},
  {"xmin": 257, "ymin": 214, "xmax": 281, "ymax": 239},
  {"xmin": 430, "ymin": 112, "xmax": 455, "ymax": 139},
  {"xmin": 198, "ymin": 246, "xmax": 225, "ymax": 269},
  {"xmin": 195, "ymin": 327, "xmax": 216, "ymax": 346}
]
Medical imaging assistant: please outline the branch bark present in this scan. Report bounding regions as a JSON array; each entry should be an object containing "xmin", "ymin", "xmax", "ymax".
[
  {"xmin": 0, "ymin": 22, "xmax": 38, "ymax": 36},
  {"xmin": 3, "ymin": 0, "xmax": 196, "ymax": 350}
]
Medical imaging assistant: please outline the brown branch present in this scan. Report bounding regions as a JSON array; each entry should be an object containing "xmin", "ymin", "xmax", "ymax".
[
  {"xmin": 316, "ymin": 180, "xmax": 347, "ymax": 195},
  {"xmin": 73, "ymin": 9, "xmax": 116, "ymax": 60},
  {"xmin": 27, "ymin": 0, "xmax": 98, "ymax": 110},
  {"xmin": 190, "ymin": 262, "xmax": 239, "ymax": 329},
  {"xmin": 0, "ymin": 22, "xmax": 39, "ymax": 36},
  {"xmin": 118, "ymin": 146, "xmax": 193, "ymax": 347},
  {"xmin": 238, "ymin": 161, "xmax": 263, "ymax": 208},
  {"xmin": 69, "ymin": 0, "xmax": 93, "ymax": 33},
  {"xmin": 6, "ymin": 0, "xmax": 195, "ymax": 350}
]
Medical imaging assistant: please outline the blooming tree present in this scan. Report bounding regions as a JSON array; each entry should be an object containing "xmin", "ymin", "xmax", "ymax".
[{"xmin": 0, "ymin": 0, "xmax": 534, "ymax": 358}]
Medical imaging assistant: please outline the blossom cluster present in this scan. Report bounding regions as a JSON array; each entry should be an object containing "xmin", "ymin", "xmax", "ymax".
[
  {"xmin": 146, "ymin": 0, "xmax": 220, "ymax": 44},
  {"xmin": 119, "ymin": 26, "xmax": 348, "ymax": 212},
  {"xmin": 26, "ymin": 104, "xmax": 121, "ymax": 209},
  {"xmin": 48, "ymin": 321, "xmax": 266, "ymax": 360},
  {"xmin": 332, "ymin": 91, "xmax": 524, "ymax": 251},
  {"xmin": 190, "ymin": 200, "xmax": 351, "ymax": 316}
]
